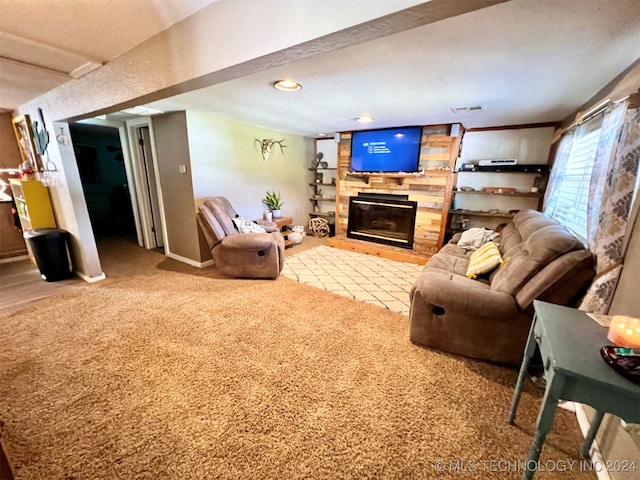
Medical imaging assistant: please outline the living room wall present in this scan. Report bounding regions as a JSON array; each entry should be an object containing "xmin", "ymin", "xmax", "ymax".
[
  {"xmin": 151, "ymin": 112, "xmax": 201, "ymax": 263},
  {"xmin": 149, "ymin": 111, "xmax": 313, "ymax": 265},
  {"xmin": 186, "ymin": 112, "xmax": 314, "ymax": 227}
]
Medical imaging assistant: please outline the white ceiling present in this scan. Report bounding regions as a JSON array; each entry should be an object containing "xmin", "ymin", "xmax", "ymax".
[
  {"xmin": 0, "ymin": 0, "xmax": 218, "ymax": 110},
  {"xmin": 1, "ymin": 0, "xmax": 640, "ymax": 136}
]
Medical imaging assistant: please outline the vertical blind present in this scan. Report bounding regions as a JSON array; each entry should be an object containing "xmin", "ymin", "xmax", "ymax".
[{"xmin": 545, "ymin": 114, "xmax": 603, "ymax": 239}]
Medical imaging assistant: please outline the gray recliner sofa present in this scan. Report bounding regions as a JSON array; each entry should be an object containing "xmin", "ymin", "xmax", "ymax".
[{"xmin": 409, "ymin": 210, "xmax": 595, "ymax": 364}]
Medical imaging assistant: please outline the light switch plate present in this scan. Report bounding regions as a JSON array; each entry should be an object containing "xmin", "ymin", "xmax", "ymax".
[{"xmin": 178, "ymin": 165, "xmax": 187, "ymax": 174}]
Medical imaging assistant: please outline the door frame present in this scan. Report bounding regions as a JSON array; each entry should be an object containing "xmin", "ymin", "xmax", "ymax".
[
  {"xmin": 72, "ymin": 118, "xmax": 144, "ymax": 247},
  {"xmin": 125, "ymin": 117, "xmax": 167, "ymax": 250}
]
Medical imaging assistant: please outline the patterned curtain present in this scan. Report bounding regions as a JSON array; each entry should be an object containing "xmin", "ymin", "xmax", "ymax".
[
  {"xmin": 579, "ymin": 101, "xmax": 640, "ymax": 313},
  {"xmin": 543, "ymin": 130, "xmax": 574, "ymax": 212},
  {"xmin": 585, "ymin": 102, "xmax": 627, "ymax": 247}
]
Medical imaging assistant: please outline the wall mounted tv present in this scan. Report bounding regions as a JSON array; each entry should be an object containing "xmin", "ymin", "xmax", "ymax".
[{"xmin": 350, "ymin": 126, "xmax": 423, "ymax": 173}]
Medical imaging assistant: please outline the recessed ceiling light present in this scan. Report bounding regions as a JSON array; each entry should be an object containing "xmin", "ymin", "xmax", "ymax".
[
  {"xmin": 120, "ymin": 106, "xmax": 165, "ymax": 116},
  {"xmin": 356, "ymin": 115, "xmax": 375, "ymax": 123},
  {"xmin": 274, "ymin": 79, "xmax": 302, "ymax": 92}
]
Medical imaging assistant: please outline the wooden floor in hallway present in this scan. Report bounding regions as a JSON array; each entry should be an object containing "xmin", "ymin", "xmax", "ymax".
[{"xmin": 0, "ymin": 257, "xmax": 82, "ymax": 317}]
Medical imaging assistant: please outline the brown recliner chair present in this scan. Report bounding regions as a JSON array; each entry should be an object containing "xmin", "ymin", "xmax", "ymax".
[{"xmin": 197, "ymin": 197, "xmax": 285, "ymax": 279}]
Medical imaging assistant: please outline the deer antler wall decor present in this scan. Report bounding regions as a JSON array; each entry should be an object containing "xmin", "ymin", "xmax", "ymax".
[{"xmin": 257, "ymin": 138, "xmax": 286, "ymax": 162}]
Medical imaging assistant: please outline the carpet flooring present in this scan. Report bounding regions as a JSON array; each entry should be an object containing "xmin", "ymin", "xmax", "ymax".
[
  {"xmin": 281, "ymin": 245, "xmax": 423, "ymax": 315},
  {"xmin": 0, "ymin": 238, "xmax": 595, "ymax": 479}
]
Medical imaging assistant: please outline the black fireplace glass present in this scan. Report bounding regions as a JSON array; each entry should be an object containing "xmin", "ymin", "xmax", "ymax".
[{"xmin": 347, "ymin": 195, "xmax": 417, "ymax": 249}]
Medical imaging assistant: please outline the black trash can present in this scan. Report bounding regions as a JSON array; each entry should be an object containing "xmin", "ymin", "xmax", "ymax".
[{"xmin": 24, "ymin": 228, "xmax": 72, "ymax": 282}]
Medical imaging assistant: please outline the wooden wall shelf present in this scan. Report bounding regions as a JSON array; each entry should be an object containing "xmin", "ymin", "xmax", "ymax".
[
  {"xmin": 449, "ymin": 209, "xmax": 515, "ymax": 219},
  {"xmin": 309, "ymin": 145, "xmax": 337, "ymax": 223},
  {"xmin": 308, "ymin": 212, "xmax": 335, "ymax": 218},
  {"xmin": 452, "ymin": 191, "xmax": 544, "ymax": 198},
  {"xmin": 455, "ymin": 170, "xmax": 546, "ymax": 174},
  {"xmin": 454, "ymin": 164, "xmax": 548, "ymax": 174}
]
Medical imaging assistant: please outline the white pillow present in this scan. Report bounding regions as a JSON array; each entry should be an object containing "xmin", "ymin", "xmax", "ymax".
[
  {"xmin": 458, "ymin": 227, "xmax": 499, "ymax": 251},
  {"xmin": 232, "ymin": 216, "xmax": 267, "ymax": 234}
]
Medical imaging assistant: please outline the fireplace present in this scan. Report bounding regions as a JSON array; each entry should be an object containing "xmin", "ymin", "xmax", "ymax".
[{"xmin": 347, "ymin": 193, "xmax": 418, "ymax": 249}]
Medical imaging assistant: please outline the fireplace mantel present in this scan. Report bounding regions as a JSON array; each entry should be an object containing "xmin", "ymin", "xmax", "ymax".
[{"xmin": 345, "ymin": 170, "xmax": 452, "ymax": 185}]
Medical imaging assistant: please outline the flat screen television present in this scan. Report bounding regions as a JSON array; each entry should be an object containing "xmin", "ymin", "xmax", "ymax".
[{"xmin": 350, "ymin": 126, "xmax": 422, "ymax": 173}]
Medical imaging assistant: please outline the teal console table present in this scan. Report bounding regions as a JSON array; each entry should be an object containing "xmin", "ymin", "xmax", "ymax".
[{"xmin": 508, "ymin": 300, "xmax": 640, "ymax": 480}]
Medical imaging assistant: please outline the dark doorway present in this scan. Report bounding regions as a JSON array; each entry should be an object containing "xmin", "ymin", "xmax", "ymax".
[{"xmin": 69, "ymin": 124, "xmax": 136, "ymax": 240}]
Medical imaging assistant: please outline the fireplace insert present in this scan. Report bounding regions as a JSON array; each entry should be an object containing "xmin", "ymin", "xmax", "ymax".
[{"xmin": 347, "ymin": 193, "xmax": 417, "ymax": 249}]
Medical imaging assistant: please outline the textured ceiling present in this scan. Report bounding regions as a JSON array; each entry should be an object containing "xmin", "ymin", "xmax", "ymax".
[
  {"xmin": 0, "ymin": 0, "xmax": 218, "ymax": 109},
  {"xmin": 144, "ymin": 0, "xmax": 640, "ymax": 135},
  {"xmin": 1, "ymin": 0, "xmax": 639, "ymax": 135}
]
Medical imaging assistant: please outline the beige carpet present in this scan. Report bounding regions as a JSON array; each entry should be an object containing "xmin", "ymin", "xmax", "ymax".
[
  {"xmin": 282, "ymin": 245, "xmax": 423, "ymax": 315},
  {"xmin": 0, "ymin": 238, "xmax": 595, "ymax": 479}
]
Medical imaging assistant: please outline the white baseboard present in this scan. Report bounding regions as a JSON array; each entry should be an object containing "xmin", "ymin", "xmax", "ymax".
[
  {"xmin": 165, "ymin": 251, "xmax": 213, "ymax": 268},
  {"xmin": 74, "ymin": 270, "xmax": 106, "ymax": 283},
  {"xmin": 574, "ymin": 403, "xmax": 611, "ymax": 480}
]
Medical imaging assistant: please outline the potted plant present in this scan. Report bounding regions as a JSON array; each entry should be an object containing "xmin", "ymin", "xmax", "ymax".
[{"xmin": 262, "ymin": 190, "xmax": 284, "ymax": 218}]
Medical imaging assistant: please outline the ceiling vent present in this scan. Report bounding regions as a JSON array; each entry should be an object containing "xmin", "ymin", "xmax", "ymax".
[{"xmin": 450, "ymin": 105, "xmax": 485, "ymax": 114}]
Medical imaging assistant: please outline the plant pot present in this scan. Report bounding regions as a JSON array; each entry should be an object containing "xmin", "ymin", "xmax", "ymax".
[{"xmin": 271, "ymin": 209, "xmax": 282, "ymax": 218}]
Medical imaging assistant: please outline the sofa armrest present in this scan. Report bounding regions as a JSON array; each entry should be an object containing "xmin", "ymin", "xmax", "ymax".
[
  {"xmin": 449, "ymin": 232, "xmax": 462, "ymax": 244},
  {"xmin": 409, "ymin": 269, "xmax": 531, "ymax": 364},
  {"xmin": 270, "ymin": 230, "xmax": 285, "ymax": 248},
  {"xmin": 256, "ymin": 220, "xmax": 279, "ymax": 233},
  {"xmin": 220, "ymin": 233, "xmax": 276, "ymax": 251},
  {"xmin": 412, "ymin": 270, "xmax": 518, "ymax": 318}
]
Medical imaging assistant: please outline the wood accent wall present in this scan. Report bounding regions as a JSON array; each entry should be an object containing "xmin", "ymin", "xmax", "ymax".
[{"xmin": 336, "ymin": 125, "xmax": 462, "ymax": 256}]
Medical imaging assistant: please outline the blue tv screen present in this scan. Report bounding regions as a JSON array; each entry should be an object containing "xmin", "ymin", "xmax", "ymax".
[{"xmin": 350, "ymin": 126, "xmax": 422, "ymax": 173}]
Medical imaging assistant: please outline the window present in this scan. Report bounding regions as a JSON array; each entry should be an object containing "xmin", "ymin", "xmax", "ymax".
[{"xmin": 545, "ymin": 114, "xmax": 603, "ymax": 240}]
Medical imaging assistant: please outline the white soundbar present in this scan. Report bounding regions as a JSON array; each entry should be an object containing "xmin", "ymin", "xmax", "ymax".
[{"xmin": 478, "ymin": 159, "xmax": 518, "ymax": 166}]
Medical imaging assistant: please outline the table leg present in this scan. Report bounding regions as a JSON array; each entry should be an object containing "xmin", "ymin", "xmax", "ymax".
[
  {"xmin": 581, "ymin": 410, "xmax": 605, "ymax": 458},
  {"xmin": 508, "ymin": 314, "xmax": 539, "ymax": 424},
  {"xmin": 521, "ymin": 373, "xmax": 565, "ymax": 480}
]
